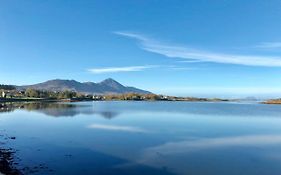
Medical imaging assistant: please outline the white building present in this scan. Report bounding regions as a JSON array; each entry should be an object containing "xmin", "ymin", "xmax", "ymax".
[{"xmin": 1, "ymin": 91, "xmax": 6, "ymax": 98}]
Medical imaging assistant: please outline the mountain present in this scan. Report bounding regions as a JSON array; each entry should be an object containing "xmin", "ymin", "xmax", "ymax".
[{"xmin": 17, "ymin": 78, "xmax": 152, "ymax": 94}]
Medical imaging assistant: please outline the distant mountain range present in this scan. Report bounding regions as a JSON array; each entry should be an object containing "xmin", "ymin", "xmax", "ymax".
[{"xmin": 17, "ymin": 78, "xmax": 151, "ymax": 94}]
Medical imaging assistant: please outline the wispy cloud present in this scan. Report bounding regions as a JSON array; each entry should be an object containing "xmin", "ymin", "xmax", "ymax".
[
  {"xmin": 88, "ymin": 65, "xmax": 192, "ymax": 74},
  {"xmin": 87, "ymin": 124, "xmax": 147, "ymax": 133},
  {"xmin": 115, "ymin": 31, "xmax": 281, "ymax": 67},
  {"xmin": 178, "ymin": 60, "xmax": 206, "ymax": 63},
  {"xmin": 255, "ymin": 42, "xmax": 281, "ymax": 49},
  {"xmin": 88, "ymin": 65, "xmax": 156, "ymax": 74}
]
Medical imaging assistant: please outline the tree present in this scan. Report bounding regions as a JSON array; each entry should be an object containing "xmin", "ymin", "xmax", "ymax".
[
  {"xmin": 25, "ymin": 88, "xmax": 39, "ymax": 98},
  {"xmin": 57, "ymin": 90, "xmax": 76, "ymax": 99},
  {"xmin": 0, "ymin": 84, "xmax": 15, "ymax": 90}
]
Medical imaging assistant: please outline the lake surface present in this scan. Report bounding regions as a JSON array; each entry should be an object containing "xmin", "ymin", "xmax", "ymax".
[{"xmin": 1, "ymin": 101, "xmax": 281, "ymax": 175}]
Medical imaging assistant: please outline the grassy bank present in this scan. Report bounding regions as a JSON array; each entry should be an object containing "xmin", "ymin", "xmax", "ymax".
[{"xmin": 263, "ymin": 99, "xmax": 281, "ymax": 104}]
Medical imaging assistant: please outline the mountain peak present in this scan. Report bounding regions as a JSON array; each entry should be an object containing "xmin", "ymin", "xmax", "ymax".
[
  {"xmin": 100, "ymin": 78, "xmax": 124, "ymax": 88},
  {"xmin": 18, "ymin": 78, "xmax": 151, "ymax": 94},
  {"xmin": 101, "ymin": 78, "xmax": 118, "ymax": 83}
]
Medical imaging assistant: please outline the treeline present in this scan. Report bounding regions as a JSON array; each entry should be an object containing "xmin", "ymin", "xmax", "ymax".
[
  {"xmin": 103, "ymin": 93, "xmax": 162, "ymax": 101},
  {"xmin": 101, "ymin": 93, "xmax": 228, "ymax": 101},
  {"xmin": 1, "ymin": 88, "xmax": 229, "ymax": 102},
  {"xmin": 20, "ymin": 90, "xmax": 168, "ymax": 101},
  {"xmin": 0, "ymin": 84, "xmax": 15, "ymax": 90},
  {"xmin": 24, "ymin": 89, "xmax": 89, "ymax": 99}
]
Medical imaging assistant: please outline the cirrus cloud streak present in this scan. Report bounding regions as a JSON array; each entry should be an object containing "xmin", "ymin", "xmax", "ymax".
[
  {"xmin": 115, "ymin": 31, "xmax": 281, "ymax": 67},
  {"xmin": 88, "ymin": 65, "xmax": 156, "ymax": 74}
]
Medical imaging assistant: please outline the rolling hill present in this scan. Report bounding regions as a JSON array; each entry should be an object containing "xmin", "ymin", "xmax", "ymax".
[{"xmin": 17, "ymin": 78, "xmax": 151, "ymax": 94}]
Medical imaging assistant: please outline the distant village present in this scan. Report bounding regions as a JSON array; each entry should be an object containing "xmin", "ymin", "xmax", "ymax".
[{"xmin": 0, "ymin": 84, "xmax": 229, "ymax": 102}]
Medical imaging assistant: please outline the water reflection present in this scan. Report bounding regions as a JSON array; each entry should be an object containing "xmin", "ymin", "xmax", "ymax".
[
  {"xmin": 0, "ymin": 132, "xmax": 176, "ymax": 175},
  {"xmin": 99, "ymin": 111, "xmax": 119, "ymax": 119},
  {"xmin": 87, "ymin": 124, "xmax": 148, "ymax": 133},
  {"xmin": 1, "ymin": 101, "xmax": 281, "ymax": 175},
  {"xmin": 0, "ymin": 102, "xmax": 119, "ymax": 118},
  {"xmin": 138, "ymin": 134, "xmax": 281, "ymax": 175},
  {"xmin": 141, "ymin": 134, "xmax": 281, "ymax": 158}
]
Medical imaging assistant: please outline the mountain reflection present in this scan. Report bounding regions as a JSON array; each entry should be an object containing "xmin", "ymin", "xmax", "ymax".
[{"xmin": 0, "ymin": 102, "xmax": 119, "ymax": 118}]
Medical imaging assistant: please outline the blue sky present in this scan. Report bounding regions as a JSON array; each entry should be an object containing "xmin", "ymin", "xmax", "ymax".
[{"xmin": 1, "ymin": 0, "xmax": 281, "ymax": 98}]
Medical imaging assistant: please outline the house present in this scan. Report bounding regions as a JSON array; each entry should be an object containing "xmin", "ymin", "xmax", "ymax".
[
  {"xmin": 93, "ymin": 95, "xmax": 103, "ymax": 100},
  {"xmin": 1, "ymin": 91, "xmax": 6, "ymax": 98}
]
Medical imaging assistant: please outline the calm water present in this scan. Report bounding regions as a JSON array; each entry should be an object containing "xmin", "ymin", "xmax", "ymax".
[{"xmin": 1, "ymin": 101, "xmax": 281, "ymax": 175}]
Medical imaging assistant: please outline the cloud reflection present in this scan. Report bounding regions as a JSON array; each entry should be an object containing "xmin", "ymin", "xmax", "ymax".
[
  {"xmin": 87, "ymin": 124, "xmax": 147, "ymax": 133},
  {"xmin": 141, "ymin": 135, "xmax": 281, "ymax": 160}
]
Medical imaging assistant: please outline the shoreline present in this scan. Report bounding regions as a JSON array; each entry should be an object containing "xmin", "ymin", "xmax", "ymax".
[
  {"xmin": 262, "ymin": 100, "xmax": 281, "ymax": 105},
  {"xmin": 0, "ymin": 148, "xmax": 21, "ymax": 175},
  {"xmin": 0, "ymin": 98, "xmax": 93, "ymax": 103},
  {"xmin": 0, "ymin": 97, "xmax": 230, "ymax": 103},
  {"xmin": 0, "ymin": 134, "xmax": 22, "ymax": 175},
  {"xmin": 3, "ymin": 97, "xmax": 281, "ymax": 105}
]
